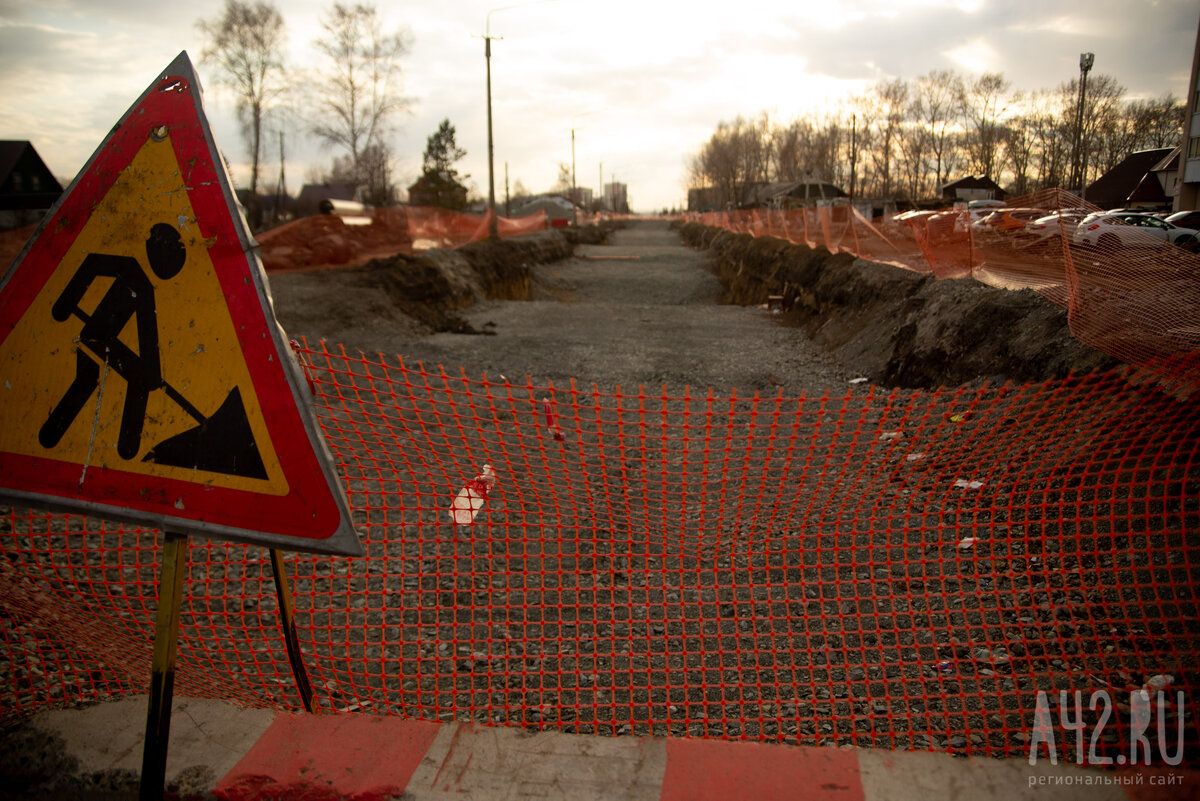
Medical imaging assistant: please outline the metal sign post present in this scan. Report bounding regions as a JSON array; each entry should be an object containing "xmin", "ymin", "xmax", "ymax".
[
  {"xmin": 270, "ymin": 548, "xmax": 317, "ymax": 713},
  {"xmin": 139, "ymin": 531, "xmax": 188, "ymax": 801},
  {"xmin": 0, "ymin": 51, "xmax": 362, "ymax": 801}
]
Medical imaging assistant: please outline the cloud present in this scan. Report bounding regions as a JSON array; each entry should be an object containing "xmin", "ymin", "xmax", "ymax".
[
  {"xmin": 942, "ymin": 37, "xmax": 1002, "ymax": 74},
  {"xmin": 1, "ymin": 0, "xmax": 1196, "ymax": 212}
]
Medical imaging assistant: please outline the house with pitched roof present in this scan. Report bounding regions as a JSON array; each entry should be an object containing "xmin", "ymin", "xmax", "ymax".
[
  {"xmin": 0, "ymin": 141, "xmax": 63, "ymax": 230},
  {"xmin": 1084, "ymin": 147, "xmax": 1174, "ymax": 210},
  {"xmin": 940, "ymin": 175, "xmax": 1006, "ymax": 203}
]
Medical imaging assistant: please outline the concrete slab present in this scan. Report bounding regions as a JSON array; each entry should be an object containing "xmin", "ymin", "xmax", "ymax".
[
  {"xmin": 857, "ymin": 748, "xmax": 1131, "ymax": 801},
  {"xmin": 5, "ymin": 696, "xmax": 1200, "ymax": 800},
  {"xmin": 405, "ymin": 722, "xmax": 668, "ymax": 801},
  {"xmin": 23, "ymin": 695, "xmax": 275, "ymax": 795}
]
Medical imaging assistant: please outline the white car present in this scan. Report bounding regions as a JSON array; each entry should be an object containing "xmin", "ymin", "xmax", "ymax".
[
  {"xmin": 1024, "ymin": 212, "xmax": 1086, "ymax": 242},
  {"xmin": 1072, "ymin": 212, "xmax": 1200, "ymax": 251}
]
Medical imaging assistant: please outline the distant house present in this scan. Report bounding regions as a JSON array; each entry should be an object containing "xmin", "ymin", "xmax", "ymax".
[
  {"xmin": 234, "ymin": 188, "xmax": 292, "ymax": 225},
  {"xmin": 687, "ymin": 186, "xmax": 722, "ymax": 212},
  {"xmin": 1087, "ymin": 147, "xmax": 1176, "ymax": 210},
  {"xmin": 0, "ymin": 141, "xmax": 64, "ymax": 230},
  {"xmin": 745, "ymin": 180, "xmax": 848, "ymax": 209},
  {"xmin": 941, "ymin": 176, "xmax": 1006, "ymax": 203}
]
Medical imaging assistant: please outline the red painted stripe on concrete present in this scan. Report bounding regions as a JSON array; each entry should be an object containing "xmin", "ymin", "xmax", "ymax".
[
  {"xmin": 214, "ymin": 712, "xmax": 441, "ymax": 800},
  {"xmin": 659, "ymin": 739, "xmax": 865, "ymax": 801}
]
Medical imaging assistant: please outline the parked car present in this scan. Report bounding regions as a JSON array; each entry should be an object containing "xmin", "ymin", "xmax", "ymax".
[
  {"xmin": 971, "ymin": 208, "xmax": 1047, "ymax": 242},
  {"xmin": 1163, "ymin": 210, "xmax": 1200, "ymax": 230},
  {"xmin": 1024, "ymin": 211, "xmax": 1087, "ymax": 242},
  {"xmin": 1072, "ymin": 212, "xmax": 1200, "ymax": 251}
]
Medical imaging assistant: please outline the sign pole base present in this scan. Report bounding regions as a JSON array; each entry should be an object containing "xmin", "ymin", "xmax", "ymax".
[
  {"xmin": 139, "ymin": 530, "xmax": 188, "ymax": 801},
  {"xmin": 269, "ymin": 548, "xmax": 317, "ymax": 713}
]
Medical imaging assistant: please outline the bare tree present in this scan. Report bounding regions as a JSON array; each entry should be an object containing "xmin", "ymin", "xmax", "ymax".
[
  {"xmin": 912, "ymin": 70, "xmax": 963, "ymax": 192},
  {"xmin": 1125, "ymin": 93, "xmax": 1186, "ymax": 150},
  {"xmin": 866, "ymin": 78, "xmax": 908, "ymax": 199},
  {"xmin": 1068, "ymin": 74, "xmax": 1125, "ymax": 185},
  {"xmin": 1004, "ymin": 112, "xmax": 1038, "ymax": 196},
  {"xmin": 197, "ymin": 0, "xmax": 288, "ymax": 228},
  {"xmin": 959, "ymin": 72, "xmax": 1011, "ymax": 180},
  {"xmin": 773, "ymin": 115, "xmax": 843, "ymax": 185},
  {"xmin": 553, "ymin": 162, "xmax": 573, "ymax": 194},
  {"xmin": 691, "ymin": 116, "xmax": 772, "ymax": 208},
  {"xmin": 311, "ymin": 3, "xmax": 411, "ymax": 187},
  {"xmin": 896, "ymin": 86, "xmax": 931, "ymax": 201}
]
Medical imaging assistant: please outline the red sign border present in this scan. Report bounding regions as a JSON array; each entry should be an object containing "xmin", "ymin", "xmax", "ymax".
[{"xmin": 0, "ymin": 53, "xmax": 360, "ymax": 556}]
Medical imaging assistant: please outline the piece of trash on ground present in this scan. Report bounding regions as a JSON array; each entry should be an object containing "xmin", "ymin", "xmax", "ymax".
[
  {"xmin": 449, "ymin": 464, "xmax": 497, "ymax": 525},
  {"xmin": 542, "ymin": 397, "xmax": 566, "ymax": 442},
  {"xmin": 953, "ymin": 479, "xmax": 985, "ymax": 489},
  {"xmin": 1145, "ymin": 674, "xmax": 1175, "ymax": 692}
]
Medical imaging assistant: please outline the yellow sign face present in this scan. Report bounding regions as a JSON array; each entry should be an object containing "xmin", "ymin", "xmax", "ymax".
[{"xmin": 0, "ymin": 134, "xmax": 288, "ymax": 496}]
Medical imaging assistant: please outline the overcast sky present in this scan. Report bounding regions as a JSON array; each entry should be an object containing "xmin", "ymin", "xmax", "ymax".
[{"xmin": 0, "ymin": 0, "xmax": 1197, "ymax": 213}]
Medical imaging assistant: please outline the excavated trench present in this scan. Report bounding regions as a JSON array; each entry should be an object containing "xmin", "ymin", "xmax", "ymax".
[
  {"xmin": 674, "ymin": 222, "xmax": 1116, "ymax": 388},
  {"xmin": 271, "ymin": 219, "xmax": 1115, "ymax": 390}
]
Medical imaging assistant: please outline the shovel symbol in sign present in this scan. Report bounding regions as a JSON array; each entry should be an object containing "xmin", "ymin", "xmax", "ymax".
[{"xmin": 37, "ymin": 223, "xmax": 267, "ymax": 480}]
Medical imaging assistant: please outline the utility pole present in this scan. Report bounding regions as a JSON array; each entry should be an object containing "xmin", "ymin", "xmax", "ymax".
[
  {"xmin": 505, "ymin": 161, "xmax": 510, "ymax": 217},
  {"xmin": 481, "ymin": 2, "xmax": 558, "ymax": 240},
  {"xmin": 483, "ymin": 28, "xmax": 501, "ymax": 239},
  {"xmin": 570, "ymin": 128, "xmax": 578, "ymax": 226},
  {"xmin": 276, "ymin": 131, "xmax": 286, "ymax": 224},
  {"xmin": 849, "ymin": 113, "xmax": 857, "ymax": 202}
]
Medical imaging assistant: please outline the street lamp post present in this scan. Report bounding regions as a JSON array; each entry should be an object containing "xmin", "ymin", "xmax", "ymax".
[{"xmin": 1072, "ymin": 52, "xmax": 1095, "ymax": 197}]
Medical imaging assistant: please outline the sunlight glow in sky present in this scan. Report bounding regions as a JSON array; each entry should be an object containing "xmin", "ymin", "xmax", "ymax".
[{"xmin": 0, "ymin": 0, "xmax": 1195, "ymax": 212}]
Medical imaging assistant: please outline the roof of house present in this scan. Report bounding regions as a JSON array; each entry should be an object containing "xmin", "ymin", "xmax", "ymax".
[
  {"xmin": 295, "ymin": 183, "xmax": 358, "ymax": 205},
  {"xmin": 1127, "ymin": 171, "xmax": 1170, "ymax": 204},
  {"xmin": 745, "ymin": 181, "xmax": 847, "ymax": 206},
  {"xmin": 0, "ymin": 141, "xmax": 30, "ymax": 181},
  {"xmin": 1151, "ymin": 146, "xmax": 1181, "ymax": 174},
  {"xmin": 1085, "ymin": 148, "xmax": 1173, "ymax": 208},
  {"xmin": 0, "ymin": 140, "xmax": 64, "ymax": 211},
  {"xmin": 941, "ymin": 175, "xmax": 1004, "ymax": 191}
]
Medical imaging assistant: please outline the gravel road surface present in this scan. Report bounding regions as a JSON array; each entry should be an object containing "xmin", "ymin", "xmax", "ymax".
[{"xmin": 294, "ymin": 219, "xmax": 854, "ymax": 394}]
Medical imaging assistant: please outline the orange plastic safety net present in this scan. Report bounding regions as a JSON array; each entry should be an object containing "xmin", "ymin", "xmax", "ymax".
[
  {"xmin": 255, "ymin": 206, "xmax": 551, "ymax": 274},
  {"xmin": 2, "ymin": 339, "xmax": 1197, "ymax": 764},
  {"xmin": 689, "ymin": 190, "xmax": 1200, "ymax": 399}
]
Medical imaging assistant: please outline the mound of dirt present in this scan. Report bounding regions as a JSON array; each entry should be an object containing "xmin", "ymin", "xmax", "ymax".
[
  {"xmin": 269, "ymin": 228, "xmax": 602, "ymax": 340},
  {"xmin": 677, "ymin": 222, "xmax": 1116, "ymax": 388}
]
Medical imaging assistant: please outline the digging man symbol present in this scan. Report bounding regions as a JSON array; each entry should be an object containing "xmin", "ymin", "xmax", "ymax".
[{"xmin": 37, "ymin": 222, "xmax": 267, "ymax": 479}]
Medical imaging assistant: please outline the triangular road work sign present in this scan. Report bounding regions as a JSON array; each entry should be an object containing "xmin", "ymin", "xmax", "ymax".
[{"xmin": 0, "ymin": 52, "xmax": 360, "ymax": 556}]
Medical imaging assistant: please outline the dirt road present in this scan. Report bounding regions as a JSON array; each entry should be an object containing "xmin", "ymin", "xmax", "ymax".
[{"xmin": 286, "ymin": 219, "xmax": 854, "ymax": 394}]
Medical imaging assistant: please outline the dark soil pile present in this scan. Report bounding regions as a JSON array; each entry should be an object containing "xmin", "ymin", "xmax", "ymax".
[{"xmin": 676, "ymin": 222, "xmax": 1117, "ymax": 388}]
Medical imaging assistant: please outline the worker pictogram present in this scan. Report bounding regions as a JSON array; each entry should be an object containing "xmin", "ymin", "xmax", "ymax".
[
  {"xmin": 0, "ymin": 52, "xmax": 359, "ymax": 556},
  {"xmin": 36, "ymin": 222, "xmax": 265, "ymax": 479}
]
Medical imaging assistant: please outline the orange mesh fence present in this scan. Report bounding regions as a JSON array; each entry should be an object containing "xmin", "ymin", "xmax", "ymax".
[
  {"xmin": 254, "ymin": 207, "xmax": 550, "ymax": 274},
  {"xmin": 3, "ymin": 342, "xmax": 1198, "ymax": 764},
  {"xmin": 689, "ymin": 192, "xmax": 1200, "ymax": 399}
]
